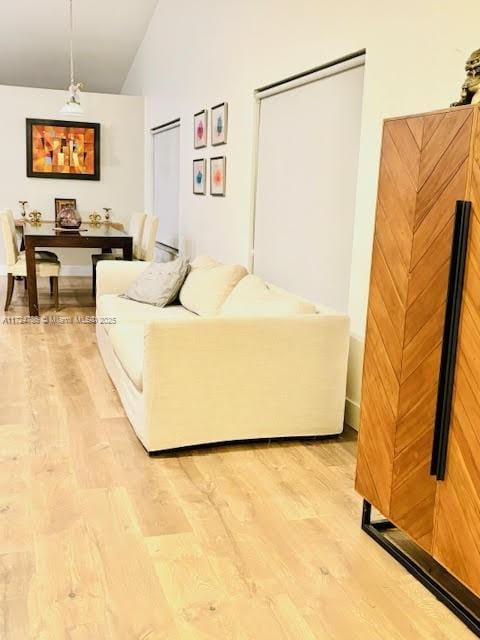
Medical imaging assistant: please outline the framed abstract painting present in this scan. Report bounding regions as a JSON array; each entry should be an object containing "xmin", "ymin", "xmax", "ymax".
[
  {"xmin": 26, "ymin": 118, "xmax": 101, "ymax": 180},
  {"xmin": 193, "ymin": 159, "xmax": 206, "ymax": 195},
  {"xmin": 211, "ymin": 102, "xmax": 228, "ymax": 145},
  {"xmin": 210, "ymin": 156, "xmax": 226, "ymax": 196},
  {"xmin": 194, "ymin": 110, "xmax": 207, "ymax": 149}
]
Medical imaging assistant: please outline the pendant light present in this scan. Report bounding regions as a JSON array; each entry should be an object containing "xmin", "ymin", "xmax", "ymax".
[{"xmin": 60, "ymin": 0, "xmax": 84, "ymax": 116}]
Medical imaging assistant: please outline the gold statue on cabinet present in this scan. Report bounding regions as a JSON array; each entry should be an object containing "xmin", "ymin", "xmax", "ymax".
[{"xmin": 452, "ymin": 48, "xmax": 480, "ymax": 106}]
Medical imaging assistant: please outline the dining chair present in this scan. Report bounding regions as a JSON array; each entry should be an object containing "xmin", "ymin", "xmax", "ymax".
[
  {"xmin": 4, "ymin": 208, "xmax": 60, "ymax": 264},
  {"xmin": 91, "ymin": 212, "xmax": 148, "ymax": 295},
  {"xmin": 4, "ymin": 209, "xmax": 16, "ymax": 238},
  {"xmin": 92, "ymin": 213, "xmax": 158, "ymax": 297},
  {"xmin": 138, "ymin": 214, "xmax": 159, "ymax": 261},
  {"xmin": 0, "ymin": 211, "xmax": 61, "ymax": 311}
]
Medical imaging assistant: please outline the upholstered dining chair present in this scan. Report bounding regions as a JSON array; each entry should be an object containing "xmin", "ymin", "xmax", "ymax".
[
  {"xmin": 0, "ymin": 211, "xmax": 61, "ymax": 311},
  {"xmin": 138, "ymin": 214, "xmax": 159, "ymax": 261},
  {"xmin": 91, "ymin": 212, "xmax": 149, "ymax": 295},
  {"xmin": 4, "ymin": 208, "xmax": 60, "ymax": 264}
]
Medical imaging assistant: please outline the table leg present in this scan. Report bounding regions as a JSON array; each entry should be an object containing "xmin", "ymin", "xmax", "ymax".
[
  {"xmin": 25, "ymin": 237, "xmax": 39, "ymax": 316},
  {"xmin": 122, "ymin": 239, "xmax": 133, "ymax": 261}
]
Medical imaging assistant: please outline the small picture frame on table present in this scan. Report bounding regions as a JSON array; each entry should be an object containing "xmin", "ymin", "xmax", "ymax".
[
  {"xmin": 193, "ymin": 159, "xmax": 206, "ymax": 195},
  {"xmin": 194, "ymin": 110, "xmax": 207, "ymax": 149},
  {"xmin": 55, "ymin": 198, "xmax": 77, "ymax": 223},
  {"xmin": 211, "ymin": 102, "xmax": 228, "ymax": 146},
  {"xmin": 210, "ymin": 156, "xmax": 226, "ymax": 196}
]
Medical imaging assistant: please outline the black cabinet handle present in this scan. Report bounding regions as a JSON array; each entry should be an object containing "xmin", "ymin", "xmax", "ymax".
[{"xmin": 430, "ymin": 200, "xmax": 471, "ymax": 481}]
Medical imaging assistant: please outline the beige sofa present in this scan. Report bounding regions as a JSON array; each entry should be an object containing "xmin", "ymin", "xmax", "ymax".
[{"xmin": 95, "ymin": 256, "xmax": 350, "ymax": 453}]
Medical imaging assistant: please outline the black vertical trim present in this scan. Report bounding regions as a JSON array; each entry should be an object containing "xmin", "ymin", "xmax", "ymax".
[{"xmin": 430, "ymin": 200, "xmax": 471, "ymax": 480}]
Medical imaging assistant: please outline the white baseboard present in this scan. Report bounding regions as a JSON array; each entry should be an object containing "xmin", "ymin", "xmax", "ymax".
[
  {"xmin": 345, "ymin": 397, "xmax": 360, "ymax": 431},
  {"xmin": 345, "ymin": 333, "xmax": 364, "ymax": 432},
  {"xmin": 59, "ymin": 266, "xmax": 91, "ymax": 276},
  {"xmin": 0, "ymin": 265, "xmax": 90, "ymax": 276}
]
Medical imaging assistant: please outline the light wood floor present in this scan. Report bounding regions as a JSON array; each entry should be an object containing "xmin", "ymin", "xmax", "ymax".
[{"xmin": 0, "ymin": 277, "xmax": 475, "ymax": 639}]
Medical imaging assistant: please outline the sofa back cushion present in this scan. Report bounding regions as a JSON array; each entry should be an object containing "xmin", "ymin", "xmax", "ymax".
[
  {"xmin": 220, "ymin": 274, "xmax": 317, "ymax": 316},
  {"xmin": 180, "ymin": 255, "xmax": 247, "ymax": 316}
]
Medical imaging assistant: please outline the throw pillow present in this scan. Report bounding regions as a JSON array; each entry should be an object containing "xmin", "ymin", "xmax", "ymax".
[
  {"xmin": 122, "ymin": 256, "xmax": 190, "ymax": 307},
  {"xmin": 220, "ymin": 275, "xmax": 317, "ymax": 316},
  {"xmin": 179, "ymin": 255, "xmax": 248, "ymax": 316}
]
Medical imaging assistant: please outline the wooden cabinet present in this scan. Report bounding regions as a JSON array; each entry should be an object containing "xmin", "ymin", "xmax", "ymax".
[{"xmin": 356, "ymin": 103, "xmax": 480, "ymax": 600}]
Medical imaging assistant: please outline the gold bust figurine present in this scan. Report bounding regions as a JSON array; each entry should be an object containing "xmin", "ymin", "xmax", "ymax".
[{"xmin": 452, "ymin": 48, "xmax": 480, "ymax": 106}]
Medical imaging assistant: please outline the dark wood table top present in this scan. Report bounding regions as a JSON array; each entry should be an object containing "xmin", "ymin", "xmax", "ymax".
[{"xmin": 22, "ymin": 222, "xmax": 129, "ymax": 238}]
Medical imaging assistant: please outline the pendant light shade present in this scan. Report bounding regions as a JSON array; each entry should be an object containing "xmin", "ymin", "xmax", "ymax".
[
  {"xmin": 60, "ymin": 0, "xmax": 84, "ymax": 116},
  {"xmin": 60, "ymin": 99, "xmax": 84, "ymax": 116}
]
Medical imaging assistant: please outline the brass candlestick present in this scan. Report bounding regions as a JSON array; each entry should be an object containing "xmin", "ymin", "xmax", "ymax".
[{"xmin": 19, "ymin": 201, "xmax": 28, "ymax": 218}]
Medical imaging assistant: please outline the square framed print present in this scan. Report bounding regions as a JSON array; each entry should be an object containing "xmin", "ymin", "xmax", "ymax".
[
  {"xmin": 211, "ymin": 102, "xmax": 228, "ymax": 145},
  {"xmin": 194, "ymin": 110, "xmax": 207, "ymax": 149},
  {"xmin": 193, "ymin": 159, "xmax": 206, "ymax": 194},
  {"xmin": 26, "ymin": 118, "xmax": 100, "ymax": 180},
  {"xmin": 210, "ymin": 156, "xmax": 226, "ymax": 196},
  {"xmin": 55, "ymin": 198, "xmax": 77, "ymax": 223}
]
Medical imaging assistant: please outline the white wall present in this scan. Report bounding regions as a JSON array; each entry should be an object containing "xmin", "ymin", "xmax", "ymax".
[
  {"xmin": 123, "ymin": 0, "xmax": 480, "ymax": 423},
  {"xmin": 0, "ymin": 84, "xmax": 144, "ymax": 273}
]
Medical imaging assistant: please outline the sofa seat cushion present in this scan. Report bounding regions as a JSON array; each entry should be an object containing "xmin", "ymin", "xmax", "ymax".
[
  {"xmin": 97, "ymin": 294, "xmax": 196, "ymax": 334},
  {"xmin": 179, "ymin": 255, "xmax": 248, "ymax": 316},
  {"xmin": 109, "ymin": 324, "xmax": 144, "ymax": 391},
  {"xmin": 220, "ymin": 275, "xmax": 317, "ymax": 316}
]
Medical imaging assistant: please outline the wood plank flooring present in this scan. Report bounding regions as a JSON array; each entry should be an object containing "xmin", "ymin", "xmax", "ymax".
[{"xmin": 0, "ymin": 277, "xmax": 475, "ymax": 639}]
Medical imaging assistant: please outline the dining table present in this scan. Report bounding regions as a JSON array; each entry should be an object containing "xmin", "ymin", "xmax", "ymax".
[{"xmin": 21, "ymin": 221, "xmax": 133, "ymax": 316}]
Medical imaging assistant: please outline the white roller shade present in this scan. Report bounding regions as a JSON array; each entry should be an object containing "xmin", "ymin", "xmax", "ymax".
[
  {"xmin": 253, "ymin": 57, "xmax": 365, "ymax": 312},
  {"xmin": 152, "ymin": 122, "xmax": 180, "ymax": 250}
]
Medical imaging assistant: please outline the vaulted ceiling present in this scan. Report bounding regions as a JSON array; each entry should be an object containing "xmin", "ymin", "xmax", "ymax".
[{"xmin": 0, "ymin": 0, "xmax": 158, "ymax": 94}]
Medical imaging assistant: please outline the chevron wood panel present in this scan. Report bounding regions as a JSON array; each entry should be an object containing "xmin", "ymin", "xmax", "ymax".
[
  {"xmin": 357, "ymin": 108, "xmax": 474, "ymax": 545},
  {"xmin": 432, "ymin": 108, "xmax": 480, "ymax": 596},
  {"xmin": 415, "ymin": 115, "xmax": 473, "ymax": 228},
  {"xmin": 355, "ymin": 119, "xmax": 422, "ymax": 516},
  {"xmin": 417, "ymin": 110, "xmax": 471, "ymax": 189},
  {"xmin": 422, "ymin": 113, "xmax": 446, "ymax": 147},
  {"xmin": 355, "ymin": 313, "xmax": 399, "ymax": 513},
  {"xmin": 411, "ymin": 160, "xmax": 469, "ymax": 268},
  {"xmin": 407, "ymin": 220, "xmax": 454, "ymax": 308},
  {"xmin": 404, "ymin": 260, "xmax": 451, "ymax": 345},
  {"xmin": 401, "ymin": 303, "xmax": 446, "ymax": 382},
  {"xmin": 389, "ymin": 108, "xmax": 472, "ymax": 551},
  {"xmin": 406, "ymin": 117, "xmax": 424, "ymax": 148}
]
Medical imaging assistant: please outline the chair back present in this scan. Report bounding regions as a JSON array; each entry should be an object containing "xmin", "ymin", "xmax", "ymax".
[
  {"xmin": 128, "ymin": 212, "xmax": 147, "ymax": 259},
  {"xmin": 4, "ymin": 209, "xmax": 16, "ymax": 237},
  {"xmin": 0, "ymin": 211, "xmax": 19, "ymax": 267},
  {"xmin": 140, "ymin": 214, "xmax": 159, "ymax": 261}
]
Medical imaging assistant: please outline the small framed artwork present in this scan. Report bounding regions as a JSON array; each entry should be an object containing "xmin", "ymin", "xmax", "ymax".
[
  {"xmin": 55, "ymin": 197, "xmax": 77, "ymax": 223},
  {"xmin": 210, "ymin": 156, "xmax": 226, "ymax": 196},
  {"xmin": 211, "ymin": 102, "xmax": 228, "ymax": 145},
  {"xmin": 194, "ymin": 110, "xmax": 207, "ymax": 148},
  {"xmin": 193, "ymin": 159, "xmax": 206, "ymax": 194},
  {"xmin": 26, "ymin": 118, "xmax": 100, "ymax": 180}
]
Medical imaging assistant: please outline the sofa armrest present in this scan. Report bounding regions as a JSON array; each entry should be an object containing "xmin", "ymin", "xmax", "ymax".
[
  {"xmin": 142, "ymin": 314, "xmax": 350, "ymax": 450},
  {"xmin": 96, "ymin": 260, "xmax": 151, "ymax": 299}
]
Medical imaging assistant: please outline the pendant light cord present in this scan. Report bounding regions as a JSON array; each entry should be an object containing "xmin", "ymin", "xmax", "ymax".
[{"xmin": 68, "ymin": 0, "xmax": 75, "ymax": 86}]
